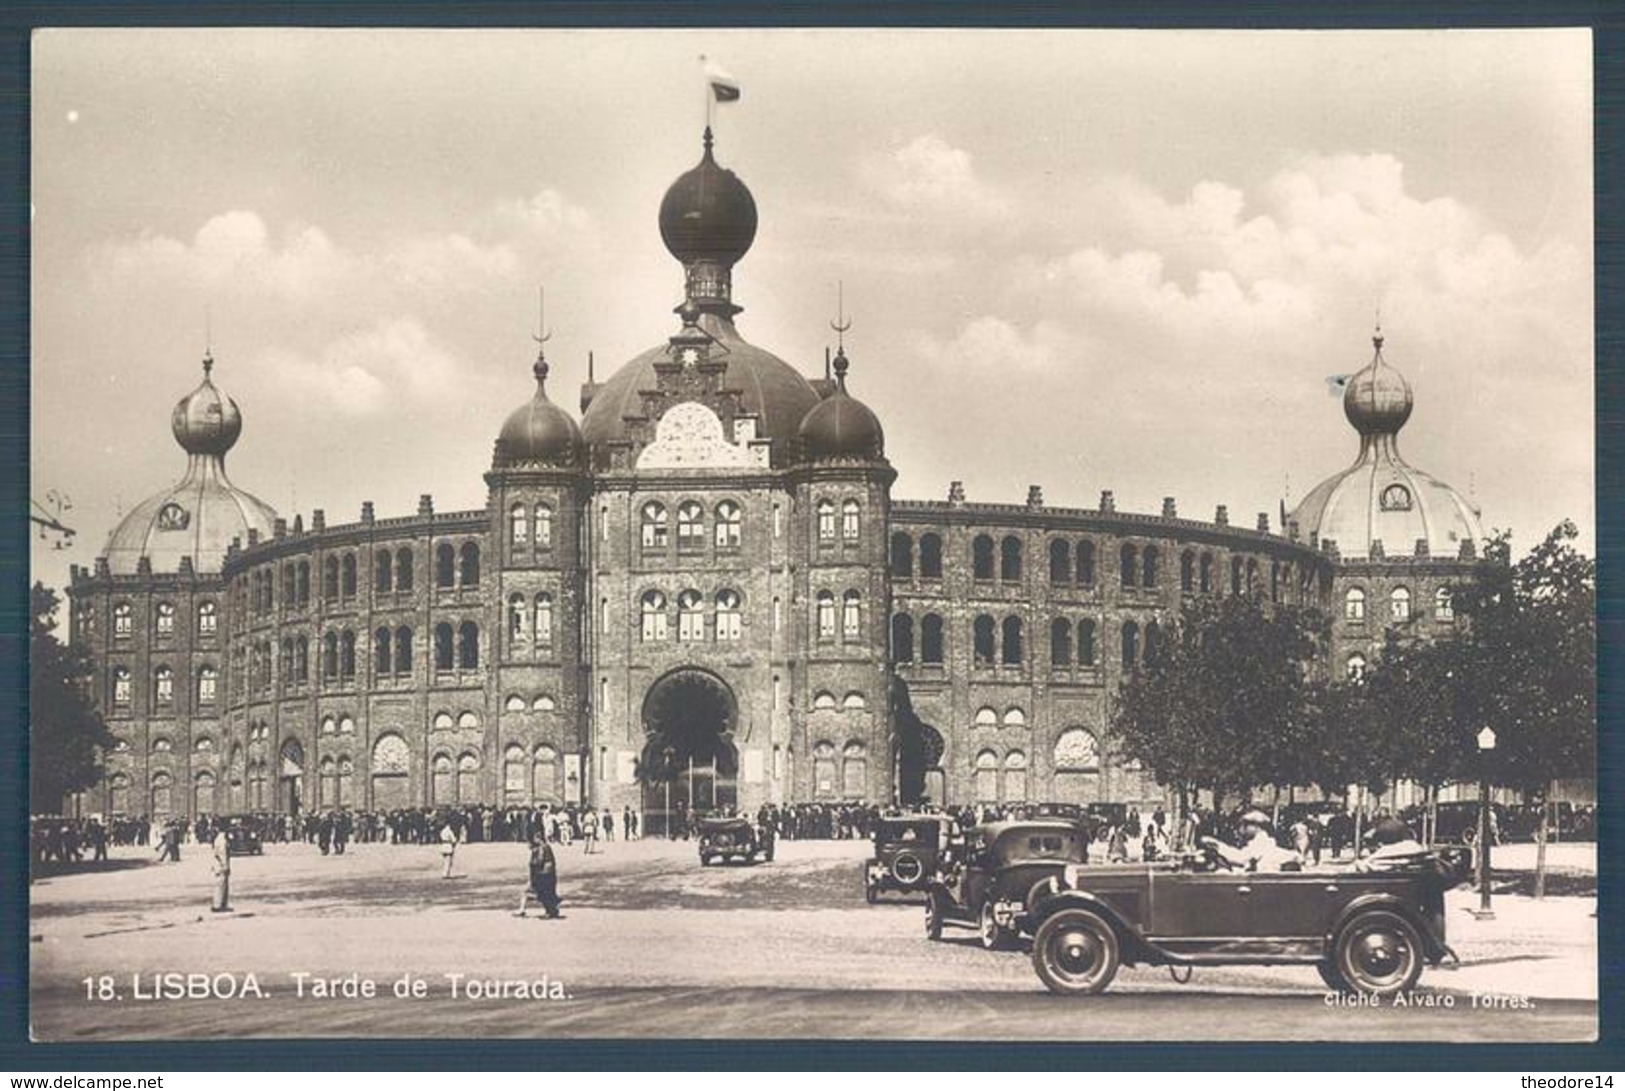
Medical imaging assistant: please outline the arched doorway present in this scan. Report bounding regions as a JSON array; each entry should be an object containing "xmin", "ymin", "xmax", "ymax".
[
  {"xmin": 280, "ymin": 739, "xmax": 305, "ymax": 815},
  {"xmin": 639, "ymin": 668, "xmax": 738, "ymax": 837}
]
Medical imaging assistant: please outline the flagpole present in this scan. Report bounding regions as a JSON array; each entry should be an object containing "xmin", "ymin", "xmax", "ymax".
[{"xmin": 701, "ymin": 53, "xmax": 712, "ymax": 133}]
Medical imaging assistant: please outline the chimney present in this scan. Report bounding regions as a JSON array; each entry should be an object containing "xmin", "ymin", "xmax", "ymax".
[
  {"xmin": 1414, "ymin": 538, "xmax": 1430, "ymax": 558},
  {"xmin": 418, "ymin": 494, "xmax": 434, "ymax": 517},
  {"xmin": 1459, "ymin": 540, "xmax": 1477, "ymax": 561},
  {"xmin": 137, "ymin": 555, "xmax": 152, "ymax": 575},
  {"xmin": 178, "ymin": 556, "xmax": 194, "ymax": 576},
  {"xmin": 1256, "ymin": 512, "xmax": 1270, "ymax": 533},
  {"xmin": 312, "ymin": 509, "xmax": 325, "ymax": 532},
  {"xmin": 1370, "ymin": 539, "xmax": 1385, "ymax": 560},
  {"xmin": 1100, "ymin": 490, "xmax": 1115, "ymax": 513},
  {"xmin": 274, "ymin": 518, "xmax": 287, "ymax": 540},
  {"xmin": 1026, "ymin": 485, "xmax": 1044, "ymax": 508},
  {"xmin": 1288, "ymin": 519, "xmax": 1300, "ymax": 542},
  {"xmin": 247, "ymin": 529, "xmax": 260, "ymax": 547},
  {"xmin": 948, "ymin": 481, "xmax": 965, "ymax": 506},
  {"xmin": 361, "ymin": 502, "xmax": 375, "ymax": 525},
  {"xmin": 1215, "ymin": 504, "xmax": 1229, "ymax": 526},
  {"xmin": 292, "ymin": 513, "xmax": 304, "ymax": 535},
  {"xmin": 1162, "ymin": 497, "xmax": 1177, "ymax": 518}
]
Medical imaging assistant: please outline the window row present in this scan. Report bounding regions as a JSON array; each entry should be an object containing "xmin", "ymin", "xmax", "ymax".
[
  {"xmin": 973, "ymin": 707, "xmax": 1028, "ymax": 728},
  {"xmin": 889, "ymin": 532, "xmax": 945, "ymax": 579},
  {"xmin": 973, "ymin": 748, "xmax": 1030, "ymax": 804},
  {"xmin": 108, "ymin": 600, "xmax": 218, "ymax": 640},
  {"xmin": 814, "ymin": 590, "xmax": 866, "ymax": 642},
  {"xmin": 503, "ymin": 693, "xmax": 559, "ymax": 712},
  {"xmin": 639, "ymin": 589, "xmax": 747, "ymax": 642},
  {"xmin": 507, "ymin": 593, "xmax": 558, "ymax": 647},
  {"xmin": 810, "ymin": 739, "xmax": 869, "ymax": 800},
  {"xmin": 1344, "ymin": 586, "xmax": 1452, "ymax": 623},
  {"xmin": 811, "ymin": 691, "xmax": 868, "ymax": 711},
  {"xmin": 508, "ymin": 503, "xmax": 556, "ymax": 549},
  {"xmin": 815, "ymin": 499, "xmax": 863, "ymax": 543},
  {"xmin": 109, "ymin": 664, "xmax": 218, "ymax": 711},
  {"xmin": 640, "ymin": 501, "xmax": 744, "ymax": 550}
]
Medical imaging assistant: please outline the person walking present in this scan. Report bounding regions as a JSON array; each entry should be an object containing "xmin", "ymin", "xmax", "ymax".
[
  {"xmin": 582, "ymin": 808, "xmax": 600, "ymax": 854},
  {"xmin": 439, "ymin": 820, "xmax": 460, "ymax": 879},
  {"xmin": 210, "ymin": 826, "xmax": 232, "ymax": 912},
  {"xmin": 515, "ymin": 833, "xmax": 562, "ymax": 918}
]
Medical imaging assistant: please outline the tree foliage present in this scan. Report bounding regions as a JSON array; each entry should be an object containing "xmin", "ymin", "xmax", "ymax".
[{"xmin": 30, "ymin": 583, "xmax": 117, "ymax": 813}]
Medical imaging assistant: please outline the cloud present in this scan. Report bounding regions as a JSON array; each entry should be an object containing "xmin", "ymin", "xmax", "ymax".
[
  {"xmin": 251, "ymin": 316, "xmax": 463, "ymax": 416},
  {"xmin": 909, "ymin": 315, "xmax": 1080, "ymax": 374},
  {"xmin": 866, "ymin": 135, "xmax": 1010, "ymax": 223}
]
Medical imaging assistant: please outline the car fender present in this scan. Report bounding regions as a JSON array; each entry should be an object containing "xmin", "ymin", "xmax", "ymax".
[
  {"xmin": 1328, "ymin": 891, "xmax": 1448, "ymax": 962},
  {"xmin": 1025, "ymin": 890, "xmax": 1152, "ymax": 962}
]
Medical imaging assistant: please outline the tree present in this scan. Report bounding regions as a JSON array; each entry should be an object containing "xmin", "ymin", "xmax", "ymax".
[
  {"xmin": 1113, "ymin": 596, "xmax": 1329, "ymax": 814},
  {"xmin": 30, "ymin": 583, "xmax": 116, "ymax": 813}
]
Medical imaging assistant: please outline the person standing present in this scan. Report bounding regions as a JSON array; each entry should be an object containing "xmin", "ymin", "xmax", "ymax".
[
  {"xmin": 601, "ymin": 808, "xmax": 614, "ymax": 843},
  {"xmin": 515, "ymin": 833, "xmax": 562, "ymax": 918},
  {"xmin": 210, "ymin": 826, "xmax": 232, "ymax": 912},
  {"xmin": 439, "ymin": 820, "xmax": 460, "ymax": 879},
  {"xmin": 582, "ymin": 808, "xmax": 600, "ymax": 854}
]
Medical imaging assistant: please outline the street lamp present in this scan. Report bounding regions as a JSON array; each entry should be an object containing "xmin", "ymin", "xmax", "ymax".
[
  {"xmin": 1474, "ymin": 725, "xmax": 1497, "ymax": 920},
  {"xmin": 662, "ymin": 746, "xmax": 676, "ymax": 840}
]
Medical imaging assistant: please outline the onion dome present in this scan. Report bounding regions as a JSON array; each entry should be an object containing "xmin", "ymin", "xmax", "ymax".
[
  {"xmin": 799, "ymin": 347, "xmax": 885, "ymax": 461},
  {"xmin": 659, "ymin": 127, "xmax": 758, "ymax": 268},
  {"xmin": 1290, "ymin": 330, "xmax": 1482, "ymax": 561},
  {"xmin": 493, "ymin": 348, "xmax": 584, "ymax": 469},
  {"xmin": 103, "ymin": 353, "xmax": 277, "ymax": 575}
]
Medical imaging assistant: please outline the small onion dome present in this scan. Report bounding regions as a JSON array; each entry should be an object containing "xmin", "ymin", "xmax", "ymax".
[
  {"xmin": 1343, "ymin": 329, "xmax": 1414, "ymax": 436},
  {"xmin": 493, "ymin": 355, "xmax": 583, "ymax": 468},
  {"xmin": 170, "ymin": 353, "xmax": 243, "ymax": 456},
  {"xmin": 799, "ymin": 348, "xmax": 884, "ymax": 461},
  {"xmin": 658, "ymin": 128, "xmax": 758, "ymax": 267}
]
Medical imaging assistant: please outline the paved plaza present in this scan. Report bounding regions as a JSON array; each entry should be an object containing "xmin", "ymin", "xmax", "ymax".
[{"xmin": 30, "ymin": 837, "xmax": 1597, "ymax": 1042}]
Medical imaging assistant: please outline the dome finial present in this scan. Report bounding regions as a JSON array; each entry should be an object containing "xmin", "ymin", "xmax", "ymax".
[
  {"xmin": 531, "ymin": 285, "xmax": 552, "ymax": 386},
  {"xmin": 202, "ymin": 303, "xmax": 214, "ymax": 377},
  {"xmin": 829, "ymin": 280, "xmax": 851, "ymax": 355},
  {"xmin": 703, "ymin": 125, "xmax": 714, "ymax": 157},
  {"xmin": 1373, "ymin": 308, "xmax": 1384, "ymax": 352}
]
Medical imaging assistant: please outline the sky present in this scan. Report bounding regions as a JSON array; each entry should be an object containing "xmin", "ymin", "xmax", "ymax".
[{"xmin": 29, "ymin": 29, "xmax": 1594, "ymax": 593}]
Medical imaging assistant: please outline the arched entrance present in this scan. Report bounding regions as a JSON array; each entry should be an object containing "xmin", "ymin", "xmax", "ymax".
[
  {"xmin": 639, "ymin": 668, "xmax": 738, "ymax": 837},
  {"xmin": 892, "ymin": 679, "xmax": 946, "ymax": 806},
  {"xmin": 280, "ymin": 739, "xmax": 305, "ymax": 815}
]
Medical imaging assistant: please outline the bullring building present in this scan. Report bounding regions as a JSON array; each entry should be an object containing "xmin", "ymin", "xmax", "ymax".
[{"xmin": 67, "ymin": 130, "xmax": 1485, "ymax": 826}]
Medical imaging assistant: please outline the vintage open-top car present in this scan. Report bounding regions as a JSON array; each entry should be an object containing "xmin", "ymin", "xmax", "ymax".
[
  {"xmin": 697, "ymin": 815, "xmax": 774, "ymax": 866},
  {"xmin": 223, "ymin": 817, "xmax": 264, "ymax": 856},
  {"xmin": 1024, "ymin": 841, "xmax": 1470, "ymax": 997},
  {"xmin": 865, "ymin": 815, "xmax": 955, "ymax": 903},
  {"xmin": 925, "ymin": 819, "xmax": 1087, "ymax": 949}
]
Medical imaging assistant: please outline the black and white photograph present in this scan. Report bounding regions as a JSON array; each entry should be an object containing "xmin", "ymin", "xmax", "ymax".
[{"xmin": 26, "ymin": 28, "xmax": 1597, "ymax": 1045}]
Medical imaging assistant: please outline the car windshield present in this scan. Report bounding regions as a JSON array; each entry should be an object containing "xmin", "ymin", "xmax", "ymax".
[{"xmin": 876, "ymin": 820, "xmax": 939, "ymax": 847}]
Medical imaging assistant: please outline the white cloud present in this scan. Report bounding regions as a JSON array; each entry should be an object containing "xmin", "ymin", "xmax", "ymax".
[
  {"xmin": 910, "ymin": 315, "xmax": 1079, "ymax": 374},
  {"xmin": 251, "ymin": 316, "xmax": 463, "ymax": 416},
  {"xmin": 866, "ymin": 135, "xmax": 1010, "ymax": 223}
]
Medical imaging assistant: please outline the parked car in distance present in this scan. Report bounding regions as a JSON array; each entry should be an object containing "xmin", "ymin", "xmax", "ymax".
[
  {"xmin": 1026, "ymin": 841, "xmax": 1469, "ymax": 997},
  {"xmin": 1411, "ymin": 801, "xmax": 1512, "ymax": 845},
  {"xmin": 865, "ymin": 815, "xmax": 954, "ymax": 903},
  {"xmin": 925, "ymin": 819, "xmax": 1088, "ymax": 950},
  {"xmin": 223, "ymin": 819, "xmax": 264, "ymax": 856},
  {"xmin": 697, "ymin": 815, "xmax": 774, "ymax": 866}
]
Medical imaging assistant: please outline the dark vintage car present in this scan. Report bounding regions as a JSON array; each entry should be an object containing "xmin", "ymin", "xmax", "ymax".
[
  {"xmin": 697, "ymin": 816, "xmax": 774, "ymax": 866},
  {"xmin": 865, "ymin": 815, "xmax": 954, "ymax": 903},
  {"xmin": 223, "ymin": 819, "xmax": 264, "ymax": 856},
  {"xmin": 1024, "ymin": 842, "xmax": 1470, "ymax": 997},
  {"xmin": 924, "ymin": 820, "xmax": 1087, "ymax": 949}
]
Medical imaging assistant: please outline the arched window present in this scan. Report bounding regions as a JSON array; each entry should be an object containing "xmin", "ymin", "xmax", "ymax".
[
  {"xmin": 341, "ymin": 553, "xmax": 357, "ymax": 597},
  {"xmin": 1435, "ymin": 587, "xmax": 1454, "ymax": 621},
  {"xmin": 532, "ymin": 745, "xmax": 559, "ymax": 802},
  {"xmin": 510, "ymin": 502, "xmax": 529, "ymax": 545},
  {"xmin": 677, "ymin": 500, "xmax": 705, "ymax": 549},
  {"xmin": 1054, "ymin": 728, "xmax": 1100, "ymax": 771},
  {"xmin": 395, "ymin": 548, "xmax": 413, "ymax": 592},
  {"xmin": 111, "ymin": 666, "xmax": 131, "ymax": 707},
  {"xmin": 814, "ymin": 499, "xmax": 836, "ymax": 541},
  {"xmin": 842, "ymin": 591, "xmax": 861, "ymax": 640},
  {"xmin": 844, "ymin": 693, "xmax": 867, "ymax": 711},
  {"xmin": 1051, "ymin": 618, "xmax": 1073, "ymax": 666},
  {"xmin": 1001, "ymin": 535, "xmax": 1023, "ymax": 581},
  {"xmin": 1120, "ymin": 544, "xmax": 1138, "ymax": 589},
  {"xmin": 1077, "ymin": 619, "xmax": 1097, "ymax": 666},
  {"xmin": 842, "ymin": 742, "xmax": 867, "ymax": 798},
  {"xmin": 1180, "ymin": 551, "xmax": 1195, "ymax": 592},
  {"xmin": 1346, "ymin": 653, "xmax": 1368, "ymax": 682},
  {"xmin": 505, "ymin": 694, "xmax": 526, "ymax": 712},
  {"xmin": 534, "ymin": 504, "xmax": 553, "ymax": 549},
  {"xmin": 434, "ymin": 623, "xmax": 454, "ymax": 671},
  {"xmin": 813, "ymin": 740, "xmax": 838, "ymax": 799},
  {"xmin": 1003, "ymin": 750, "xmax": 1028, "ymax": 803},
  {"xmin": 1391, "ymin": 587, "xmax": 1411, "ymax": 621},
  {"xmin": 197, "ymin": 600, "xmax": 217, "ymax": 636},
  {"xmin": 394, "ymin": 627, "xmax": 412, "ymax": 673},
  {"xmin": 641, "ymin": 591, "xmax": 668, "ymax": 642},
  {"xmin": 1050, "ymin": 539, "xmax": 1071, "ymax": 584},
  {"xmin": 921, "ymin": 614, "xmax": 945, "ymax": 664},
  {"xmin": 1144, "ymin": 620, "xmax": 1160, "ymax": 666},
  {"xmin": 1003, "ymin": 708, "xmax": 1026, "ymax": 728},
  {"xmin": 892, "ymin": 614, "xmax": 915, "ymax": 662},
  {"xmin": 1001, "ymin": 616, "xmax": 1024, "ymax": 665},
  {"xmin": 457, "ymin": 710, "xmax": 479, "ymax": 730},
  {"xmin": 153, "ymin": 666, "xmax": 173, "ymax": 708},
  {"xmin": 973, "ymin": 615, "xmax": 996, "ymax": 665},
  {"xmin": 1231, "ymin": 556, "xmax": 1243, "ymax": 596},
  {"xmin": 433, "ymin": 712, "xmax": 455, "ymax": 731},
  {"xmin": 973, "ymin": 535, "xmax": 995, "ymax": 580},
  {"xmin": 197, "ymin": 665, "xmax": 217, "ymax": 705},
  {"xmin": 1345, "ymin": 587, "xmax": 1366, "ymax": 621},
  {"xmin": 508, "ymin": 594, "xmax": 527, "ymax": 642},
  {"xmin": 716, "ymin": 590, "xmax": 743, "ymax": 641},
  {"xmin": 891, "ymin": 532, "xmax": 914, "ymax": 577},
  {"xmin": 1121, "ymin": 620, "xmax": 1139, "ymax": 671},
  {"xmin": 150, "ymin": 770, "xmax": 174, "ymax": 815},
  {"xmin": 341, "ymin": 630, "xmax": 357, "ymax": 679},
  {"xmin": 113, "ymin": 602, "xmax": 133, "ymax": 637},
  {"xmin": 376, "ymin": 550, "xmax": 393, "ymax": 592},
  {"xmin": 813, "ymin": 692, "xmax": 838, "ymax": 711},
  {"xmin": 974, "ymin": 750, "xmax": 999, "ymax": 803},
  {"xmin": 816, "ymin": 591, "xmax": 836, "ymax": 639},
  {"xmin": 458, "ymin": 622, "xmax": 479, "ymax": 669},
  {"xmin": 842, "ymin": 499, "xmax": 861, "ymax": 540},
  {"xmin": 323, "ymin": 557, "xmax": 340, "ymax": 600},
  {"xmin": 459, "ymin": 542, "xmax": 480, "ymax": 586},
  {"xmin": 1246, "ymin": 558, "xmax": 1260, "ymax": 595},
  {"xmin": 436, "ymin": 543, "xmax": 456, "ymax": 588},
  {"xmin": 533, "ymin": 594, "xmax": 553, "ymax": 645},
  {"xmin": 641, "ymin": 502, "xmax": 669, "ymax": 549},
  {"xmin": 1077, "ymin": 540, "xmax": 1096, "ymax": 586},
  {"xmin": 919, "ymin": 533, "xmax": 944, "ymax": 578},
  {"xmin": 1199, "ymin": 552, "xmax": 1213, "ymax": 593},
  {"xmin": 677, "ymin": 590, "xmax": 704, "ymax": 642},
  {"xmin": 714, "ymin": 501, "xmax": 742, "ymax": 549},
  {"xmin": 1143, "ymin": 545, "xmax": 1159, "ymax": 588},
  {"xmin": 375, "ymin": 627, "xmax": 392, "ymax": 676},
  {"xmin": 975, "ymin": 707, "xmax": 999, "ymax": 727},
  {"xmin": 155, "ymin": 602, "xmax": 175, "ymax": 636},
  {"xmin": 323, "ymin": 632, "xmax": 340, "ymax": 679}
]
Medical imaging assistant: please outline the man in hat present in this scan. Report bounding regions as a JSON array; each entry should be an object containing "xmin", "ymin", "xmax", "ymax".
[
  {"xmin": 514, "ymin": 832, "xmax": 561, "ymax": 918},
  {"xmin": 1202, "ymin": 809, "xmax": 1300, "ymax": 871},
  {"xmin": 1356, "ymin": 817, "xmax": 1428, "ymax": 871}
]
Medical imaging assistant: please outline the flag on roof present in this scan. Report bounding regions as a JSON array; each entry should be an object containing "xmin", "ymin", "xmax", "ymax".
[
  {"xmin": 1325, "ymin": 374, "xmax": 1352, "ymax": 397},
  {"xmin": 705, "ymin": 59, "xmax": 740, "ymax": 102}
]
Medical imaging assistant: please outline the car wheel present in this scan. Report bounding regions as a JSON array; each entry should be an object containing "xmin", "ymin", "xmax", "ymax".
[
  {"xmin": 700, "ymin": 855, "xmax": 712, "ymax": 867},
  {"xmin": 924, "ymin": 892, "xmax": 944, "ymax": 941},
  {"xmin": 978, "ymin": 899, "xmax": 1013, "ymax": 951},
  {"xmin": 1031, "ymin": 909, "xmax": 1120, "ymax": 996},
  {"xmin": 1335, "ymin": 910, "xmax": 1423, "ymax": 996},
  {"xmin": 1317, "ymin": 959, "xmax": 1354, "ymax": 993}
]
